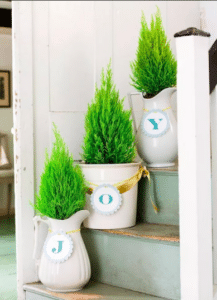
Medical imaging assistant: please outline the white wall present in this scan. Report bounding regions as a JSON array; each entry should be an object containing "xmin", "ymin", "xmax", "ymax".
[
  {"xmin": 200, "ymin": 1, "xmax": 217, "ymax": 45},
  {"xmin": 0, "ymin": 30, "xmax": 14, "ymax": 215},
  {"xmin": 30, "ymin": 1, "xmax": 200, "ymax": 191}
]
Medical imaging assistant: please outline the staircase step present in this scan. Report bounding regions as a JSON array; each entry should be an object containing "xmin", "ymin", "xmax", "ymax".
[
  {"xmin": 98, "ymin": 223, "xmax": 179, "ymax": 243},
  {"xmin": 148, "ymin": 164, "xmax": 178, "ymax": 173},
  {"xmin": 138, "ymin": 165, "xmax": 179, "ymax": 226},
  {"xmin": 82, "ymin": 223, "xmax": 180, "ymax": 300},
  {"xmin": 24, "ymin": 281, "xmax": 166, "ymax": 300}
]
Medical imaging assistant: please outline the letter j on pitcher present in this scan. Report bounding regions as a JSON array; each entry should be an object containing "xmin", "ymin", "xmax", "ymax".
[
  {"xmin": 44, "ymin": 231, "xmax": 73, "ymax": 263},
  {"xmin": 142, "ymin": 109, "xmax": 170, "ymax": 138}
]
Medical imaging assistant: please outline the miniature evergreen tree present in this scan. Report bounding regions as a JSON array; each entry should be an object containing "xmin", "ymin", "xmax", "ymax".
[
  {"xmin": 34, "ymin": 124, "xmax": 87, "ymax": 220},
  {"xmin": 130, "ymin": 7, "xmax": 177, "ymax": 98},
  {"xmin": 82, "ymin": 61, "xmax": 136, "ymax": 164}
]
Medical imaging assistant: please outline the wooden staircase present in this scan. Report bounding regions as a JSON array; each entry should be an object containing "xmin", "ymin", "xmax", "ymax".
[
  {"xmin": 24, "ymin": 167, "xmax": 180, "ymax": 300},
  {"xmin": 24, "ymin": 281, "xmax": 163, "ymax": 300}
]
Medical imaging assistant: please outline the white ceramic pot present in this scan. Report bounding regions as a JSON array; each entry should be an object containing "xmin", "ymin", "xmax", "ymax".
[
  {"xmin": 33, "ymin": 210, "xmax": 91, "ymax": 292},
  {"xmin": 80, "ymin": 162, "xmax": 140, "ymax": 229},
  {"xmin": 135, "ymin": 88, "xmax": 178, "ymax": 168}
]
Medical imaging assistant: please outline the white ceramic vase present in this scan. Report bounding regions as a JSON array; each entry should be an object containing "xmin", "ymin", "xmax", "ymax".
[
  {"xmin": 80, "ymin": 162, "xmax": 140, "ymax": 229},
  {"xmin": 33, "ymin": 210, "xmax": 91, "ymax": 292},
  {"xmin": 133, "ymin": 88, "xmax": 178, "ymax": 168}
]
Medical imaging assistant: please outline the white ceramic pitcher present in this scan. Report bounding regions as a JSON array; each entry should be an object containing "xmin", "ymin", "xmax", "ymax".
[
  {"xmin": 33, "ymin": 210, "xmax": 91, "ymax": 292},
  {"xmin": 129, "ymin": 87, "xmax": 178, "ymax": 168}
]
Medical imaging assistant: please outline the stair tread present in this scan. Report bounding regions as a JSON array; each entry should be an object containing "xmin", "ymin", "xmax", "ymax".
[
  {"xmin": 84, "ymin": 223, "xmax": 179, "ymax": 243},
  {"xmin": 147, "ymin": 164, "xmax": 178, "ymax": 173},
  {"xmin": 24, "ymin": 281, "xmax": 166, "ymax": 300}
]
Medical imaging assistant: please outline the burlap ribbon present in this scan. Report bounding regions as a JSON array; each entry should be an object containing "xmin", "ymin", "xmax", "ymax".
[{"xmin": 87, "ymin": 166, "xmax": 159, "ymax": 213}]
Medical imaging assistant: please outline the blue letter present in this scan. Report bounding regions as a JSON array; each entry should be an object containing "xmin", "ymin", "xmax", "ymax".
[
  {"xmin": 99, "ymin": 194, "xmax": 113, "ymax": 205},
  {"xmin": 52, "ymin": 241, "xmax": 63, "ymax": 254},
  {"xmin": 148, "ymin": 119, "xmax": 163, "ymax": 130}
]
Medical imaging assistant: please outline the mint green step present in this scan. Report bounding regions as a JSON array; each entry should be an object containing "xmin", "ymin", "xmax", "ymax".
[
  {"xmin": 138, "ymin": 166, "xmax": 179, "ymax": 226},
  {"xmin": 82, "ymin": 224, "xmax": 180, "ymax": 300},
  {"xmin": 24, "ymin": 281, "xmax": 166, "ymax": 300}
]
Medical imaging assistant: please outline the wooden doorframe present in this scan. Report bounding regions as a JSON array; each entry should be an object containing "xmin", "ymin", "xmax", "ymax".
[{"xmin": 12, "ymin": 2, "xmax": 38, "ymax": 299}]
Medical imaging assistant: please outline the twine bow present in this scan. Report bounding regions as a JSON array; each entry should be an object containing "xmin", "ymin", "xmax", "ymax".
[
  {"xmin": 143, "ymin": 106, "xmax": 171, "ymax": 112},
  {"xmin": 48, "ymin": 228, "xmax": 81, "ymax": 234},
  {"xmin": 87, "ymin": 165, "xmax": 159, "ymax": 213}
]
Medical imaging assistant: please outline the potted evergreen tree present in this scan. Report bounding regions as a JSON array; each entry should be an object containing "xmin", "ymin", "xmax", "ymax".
[
  {"xmin": 80, "ymin": 61, "xmax": 144, "ymax": 229},
  {"xmin": 32, "ymin": 124, "xmax": 91, "ymax": 292},
  {"xmin": 130, "ymin": 7, "xmax": 178, "ymax": 167}
]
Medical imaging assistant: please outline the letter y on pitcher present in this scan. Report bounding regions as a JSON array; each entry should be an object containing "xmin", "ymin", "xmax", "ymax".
[
  {"xmin": 148, "ymin": 118, "xmax": 163, "ymax": 130},
  {"xmin": 142, "ymin": 109, "xmax": 170, "ymax": 138}
]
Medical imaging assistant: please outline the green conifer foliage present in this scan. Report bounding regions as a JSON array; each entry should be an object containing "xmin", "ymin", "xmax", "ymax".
[
  {"xmin": 34, "ymin": 124, "xmax": 87, "ymax": 220},
  {"xmin": 130, "ymin": 8, "xmax": 177, "ymax": 98},
  {"xmin": 82, "ymin": 61, "xmax": 136, "ymax": 164}
]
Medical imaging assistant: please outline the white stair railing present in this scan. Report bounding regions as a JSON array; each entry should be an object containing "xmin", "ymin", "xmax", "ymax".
[{"xmin": 175, "ymin": 28, "xmax": 213, "ymax": 300}]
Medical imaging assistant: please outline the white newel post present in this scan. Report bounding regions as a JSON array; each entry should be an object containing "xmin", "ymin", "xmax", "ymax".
[
  {"xmin": 175, "ymin": 28, "xmax": 213, "ymax": 300},
  {"xmin": 13, "ymin": 2, "xmax": 38, "ymax": 299}
]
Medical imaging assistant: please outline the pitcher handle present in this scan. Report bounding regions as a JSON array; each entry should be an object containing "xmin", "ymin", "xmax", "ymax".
[
  {"xmin": 128, "ymin": 92, "xmax": 141, "ymax": 136},
  {"xmin": 33, "ymin": 216, "xmax": 50, "ymax": 267},
  {"xmin": 169, "ymin": 88, "xmax": 177, "ymax": 120}
]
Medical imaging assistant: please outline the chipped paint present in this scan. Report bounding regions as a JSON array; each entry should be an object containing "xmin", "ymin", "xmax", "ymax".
[
  {"xmin": 13, "ymin": 2, "xmax": 39, "ymax": 295},
  {"xmin": 15, "ymin": 128, "xmax": 18, "ymax": 142}
]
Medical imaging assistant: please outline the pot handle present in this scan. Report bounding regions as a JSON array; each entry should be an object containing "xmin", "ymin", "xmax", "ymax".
[
  {"xmin": 33, "ymin": 216, "xmax": 50, "ymax": 268},
  {"xmin": 128, "ymin": 92, "xmax": 141, "ymax": 136}
]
